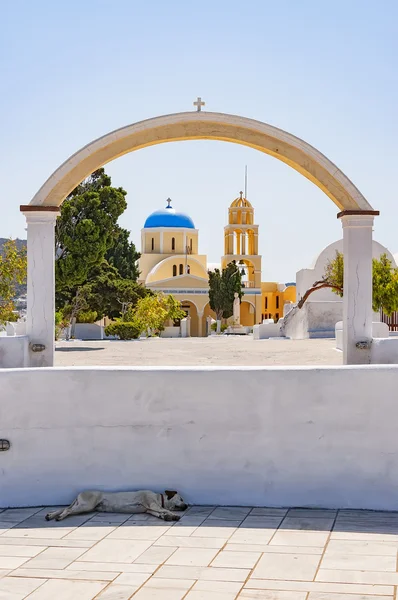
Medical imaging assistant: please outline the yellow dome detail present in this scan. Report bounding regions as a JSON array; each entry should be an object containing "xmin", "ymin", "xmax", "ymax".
[{"xmin": 230, "ymin": 191, "xmax": 253, "ymax": 209}]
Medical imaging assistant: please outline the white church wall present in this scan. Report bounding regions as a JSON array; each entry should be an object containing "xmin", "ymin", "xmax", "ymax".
[
  {"xmin": 296, "ymin": 239, "xmax": 396, "ymax": 302},
  {"xmin": 3, "ymin": 365, "xmax": 398, "ymax": 510}
]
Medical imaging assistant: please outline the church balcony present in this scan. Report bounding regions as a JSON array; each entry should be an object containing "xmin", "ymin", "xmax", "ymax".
[{"xmin": 242, "ymin": 281, "xmax": 255, "ymax": 288}]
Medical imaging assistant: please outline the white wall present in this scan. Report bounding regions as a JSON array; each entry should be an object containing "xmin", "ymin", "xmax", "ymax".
[
  {"xmin": 296, "ymin": 239, "xmax": 396, "ymax": 302},
  {"xmin": 0, "ymin": 336, "xmax": 29, "ymax": 368},
  {"xmin": 2, "ymin": 366, "xmax": 398, "ymax": 511}
]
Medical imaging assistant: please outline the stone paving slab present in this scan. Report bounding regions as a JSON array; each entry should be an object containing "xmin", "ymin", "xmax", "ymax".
[{"xmin": 1, "ymin": 506, "xmax": 398, "ymax": 598}]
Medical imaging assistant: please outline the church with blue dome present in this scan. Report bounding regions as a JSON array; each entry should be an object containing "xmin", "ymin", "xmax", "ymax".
[
  {"xmin": 144, "ymin": 199, "xmax": 195, "ymax": 230},
  {"xmin": 138, "ymin": 196, "xmax": 296, "ymax": 337}
]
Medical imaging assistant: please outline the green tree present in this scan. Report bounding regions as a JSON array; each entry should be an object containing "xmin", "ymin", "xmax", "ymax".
[
  {"xmin": 105, "ymin": 225, "xmax": 140, "ymax": 281},
  {"xmin": 0, "ymin": 239, "xmax": 27, "ymax": 324},
  {"xmin": 55, "ymin": 168, "xmax": 127, "ymax": 291},
  {"xmin": 298, "ymin": 251, "xmax": 398, "ymax": 315},
  {"xmin": 132, "ymin": 293, "xmax": 186, "ymax": 336},
  {"xmin": 208, "ymin": 261, "xmax": 244, "ymax": 325}
]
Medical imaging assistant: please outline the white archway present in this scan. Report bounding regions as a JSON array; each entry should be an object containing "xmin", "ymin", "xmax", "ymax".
[{"xmin": 20, "ymin": 111, "xmax": 378, "ymax": 366}]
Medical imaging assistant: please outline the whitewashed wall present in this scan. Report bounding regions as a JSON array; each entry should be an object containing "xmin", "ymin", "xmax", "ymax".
[{"xmin": 1, "ymin": 366, "xmax": 398, "ymax": 510}]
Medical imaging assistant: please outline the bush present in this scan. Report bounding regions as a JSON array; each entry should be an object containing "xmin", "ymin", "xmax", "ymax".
[
  {"xmin": 211, "ymin": 322, "xmax": 228, "ymax": 332},
  {"xmin": 77, "ymin": 310, "xmax": 98, "ymax": 324},
  {"xmin": 105, "ymin": 322, "xmax": 141, "ymax": 340}
]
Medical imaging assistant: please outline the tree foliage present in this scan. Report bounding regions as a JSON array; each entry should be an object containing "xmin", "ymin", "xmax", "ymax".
[
  {"xmin": 208, "ymin": 261, "xmax": 244, "ymax": 321},
  {"xmin": 132, "ymin": 293, "xmax": 186, "ymax": 335},
  {"xmin": 105, "ymin": 225, "xmax": 140, "ymax": 280},
  {"xmin": 0, "ymin": 239, "xmax": 27, "ymax": 324},
  {"xmin": 55, "ymin": 169, "xmax": 128, "ymax": 291},
  {"xmin": 298, "ymin": 251, "xmax": 398, "ymax": 315}
]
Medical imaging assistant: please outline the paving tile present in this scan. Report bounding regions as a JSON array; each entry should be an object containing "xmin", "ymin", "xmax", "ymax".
[
  {"xmin": 106, "ymin": 525, "xmax": 169, "ymax": 541},
  {"xmin": 316, "ymin": 569, "xmax": 398, "ymax": 585},
  {"xmin": 191, "ymin": 526, "xmax": 237, "ymax": 539},
  {"xmin": 249, "ymin": 509, "xmax": 287, "ymax": 517},
  {"xmin": 0, "ymin": 536, "xmax": 94, "ymax": 547},
  {"xmin": 0, "ymin": 544, "xmax": 46, "ymax": 557},
  {"xmin": 68, "ymin": 561, "xmax": 155, "ymax": 573},
  {"xmin": 239, "ymin": 592, "xmax": 307, "ymax": 599},
  {"xmin": 320, "ymin": 553, "xmax": 396, "ymax": 572},
  {"xmin": 96, "ymin": 584, "xmax": 146, "ymax": 599},
  {"xmin": 22, "ymin": 546, "xmax": 86, "ymax": 569},
  {"xmin": 240, "ymin": 517, "xmax": 284, "ymax": 530},
  {"xmin": 325, "ymin": 539, "xmax": 398, "ymax": 556},
  {"xmin": 1, "ymin": 526, "xmax": 74, "ymax": 539},
  {"xmin": 155, "ymin": 565, "xmax": 250, "ymax": 582},
  {"xmin": 228, "ymin": 529, "xmax": 275, "ymax": 546},
  {"xmin": 252, "ymin": 553, "xmax": 320, "ymax": 581},
  {"xmin": 134, "ymin": 545, "xmax": 177, "ymax": 564},
  {"xmin": 286, "ymin": 509, "xmax": 337, "ymax": 519},
  {"xmin": 193, "ymin": 580, "xmax": 242, "ymax": 593},
  {"xmin": 210, "ymin": 508, "xmax": 251, "ymax": 521},
  {"xmin": 225, "ymin": 544, "xmax": 323, "ymax": 555},
  {"xmin": 77, "ymin": 539, "xmax": 153, "ymax": 562},
  {"xmin": 0, "ymin": 508, "xmax": 42, "ymax": 523},
  {"xmin": 186, "ymin": 590, "xmax": 239, "ymax": 599},
  {"xmin": 112, "ymin": 571, "xmax": 151, "ymax": 586},
  {"xmin": 11, "ymin": 567, "xmax": 117, "ymax": 581},
  {"xmin": 307, "ymin": 594, "xmax": 392, "ymax": 600},
  {"xmin": 0, "ymin": 556, "xmax": 30, "ymax": 569},
  {"xmin": 165, "ymin": 547, "xmax": 220, "ymax": 566},
  {"xmin": 0, "ymin": 570, "xmax": 11, "ymax": 579},
  {"xmin": 62, "ymin": 526, "xmax": 116, "ymax": 541},
  {"xmin": 185, "ymin": 506, "xmax": 216, "ymax": 517},
  {"xmin": 133, "ymin": 577, "xmax": 194, "ymax": 599},
  {"xmin": 0, "ymin": 576, "xmax": 46, "ymax": 599},
  {"xmin": 280, "ymin": 517, "xmax": 334, "ymax": 531},
  {"xmin": 88, "ymin": 513, "xmax": 130, "ymax": 524},
  {"xmin": 211, "ymin": 551, "xmax": 260, "ymax": 569},
  {"xmin": 26, "ymin": 579, "xmax": 107, "ymax": 599},
  {"xmin": 244, "ymin": 579, "xmax": 394, "ymax": 595},
  {"xmin": 330, "ymin": 531, "xmax": 398, "ymax": 542},
  {"xmin": 155, "ymin": 535, "xmax": 226, "ymax": 549},
  {"xmin": 270, "ymin": 530, "xmax": 329, "ymax": 547}
]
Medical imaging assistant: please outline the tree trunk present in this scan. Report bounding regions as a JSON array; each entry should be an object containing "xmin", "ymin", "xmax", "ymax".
[{"xmin": 298, "ymin": 281, "xmax": 343, "ymax": 309}]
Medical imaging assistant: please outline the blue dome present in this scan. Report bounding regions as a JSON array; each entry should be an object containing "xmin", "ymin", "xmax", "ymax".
[{"xmin": 144, "ymin": 200, "xmax": 195, "ymax": 229}]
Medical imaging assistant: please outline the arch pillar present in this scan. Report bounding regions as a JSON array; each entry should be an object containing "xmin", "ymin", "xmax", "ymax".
[
  {"xmin": 338, "ymin": 210, "xmax": 379, "ymax": 365},
  {"xmin": 21, "ymin": 205, "xmax": 60, "ymax": 367}
]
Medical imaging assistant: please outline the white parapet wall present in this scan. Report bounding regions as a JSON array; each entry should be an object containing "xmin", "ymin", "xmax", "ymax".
[
  {"xmin": 2, "ymin": 366, "xmax": 398, "ymax": 510},
  {"xmin": 253, "ymin": 322, "xmax": 282, "ymax": 339},
  {"xmin": 0, "ymin": 336, "xmax": 29, "ymax": 368}
]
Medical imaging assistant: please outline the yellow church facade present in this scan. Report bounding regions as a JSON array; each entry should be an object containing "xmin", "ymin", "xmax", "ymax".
[{"xmin": 138, "ymin": 195, "xmax": 296, "ymax": 336}]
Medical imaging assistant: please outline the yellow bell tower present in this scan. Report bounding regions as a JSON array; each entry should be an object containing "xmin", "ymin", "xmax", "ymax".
[{"xmin": 221, "ymin": 192, "xmax": 263, "ymax": 326}]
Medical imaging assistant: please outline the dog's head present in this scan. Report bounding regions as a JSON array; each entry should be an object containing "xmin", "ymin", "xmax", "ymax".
[{"xmin": 164, "ymin": 490, "xmax": 188, "ymax": 511}]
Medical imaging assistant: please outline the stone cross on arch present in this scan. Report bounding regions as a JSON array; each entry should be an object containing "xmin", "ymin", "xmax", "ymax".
[{"xmin": 193, "ymin": 97, "xmax": 205, "ymax": 112}]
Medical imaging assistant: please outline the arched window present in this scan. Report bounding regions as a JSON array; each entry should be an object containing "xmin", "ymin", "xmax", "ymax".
[
  {"xmin": 172, "ymin": 265, "xmax": 177, "ymax": 277},
  {"xmin": 276, "ymin": 296, "xmax": 279, "ymax": 309},
  {"xmin": 189, "ymin": 238, "xmax": 193, "ymax": 252},
  {"xmin": 172, "ymin": 237, "xmax": 175, "ymax": 251},
  {"xmin": 179, "ymin": 264, "xmax": 183, "ymax": 275},
  {"xmin": 186, "ymin": 264, "xmax": 191, "ymax": 274},
  {"xmin": 151, "ymin": 237, "xmax": 154, "ymax": 251},
  {"xmin": 265, "ymin": 297, "xmax": 268, "ymax": 310}
]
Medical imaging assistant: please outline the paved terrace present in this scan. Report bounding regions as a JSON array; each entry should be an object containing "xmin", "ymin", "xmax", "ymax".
[
  {"xmin": 0, "ymin": 506, "xmax": 397, "ymax": 598},
  {"xmin": 55, "ymin": 337, "xmax": 342, "ymax": 366}
]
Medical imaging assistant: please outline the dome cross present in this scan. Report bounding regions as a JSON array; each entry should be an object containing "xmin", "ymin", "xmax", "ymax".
[{"xmin": 193, "ymin": 97, "xmax": 205, "ymax": 112}]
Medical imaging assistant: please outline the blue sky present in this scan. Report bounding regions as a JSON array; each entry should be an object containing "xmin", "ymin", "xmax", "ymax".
[{"xmin": 1, "ymin": 0, "xmax": 397, "ymax": 282}]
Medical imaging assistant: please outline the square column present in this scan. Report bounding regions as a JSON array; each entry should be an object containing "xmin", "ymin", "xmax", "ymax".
[
  {"xmin": 338, "ymin": 210, "xmax": 379, "ymax": 365},
  {"xmin": 21, "ymin": 207, "xmax": 60, "ymax": 367}
]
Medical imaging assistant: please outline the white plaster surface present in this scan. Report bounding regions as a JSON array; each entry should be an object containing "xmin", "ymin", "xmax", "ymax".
[
  {"xmin": 283, "ymin": 302, "xmax": 342, "ymax": 339},
  {"xmin": 336, "ymin": 321, "xmax": 389, "ymax": 352},
  {"xmin": 22, "ymin": 211, "xmax": 59, "ymax": 368},
  {"xmin": 370, "ymin": 338, "xmax": 398, "ymax": 364},
  {"xmin": 0, "ymin": 336, "xmax": 29, "ymax": 368},
  {"xmin": 296, "ymin": 238, "xmax": 395, "ymax": 302},
  {"xmin": 253, "ymin": 323, "xmax": 282, "ymax": 339},
  {"xmin": 2, "ymin": 365, "xmax": 398, "ymax": 510}
]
